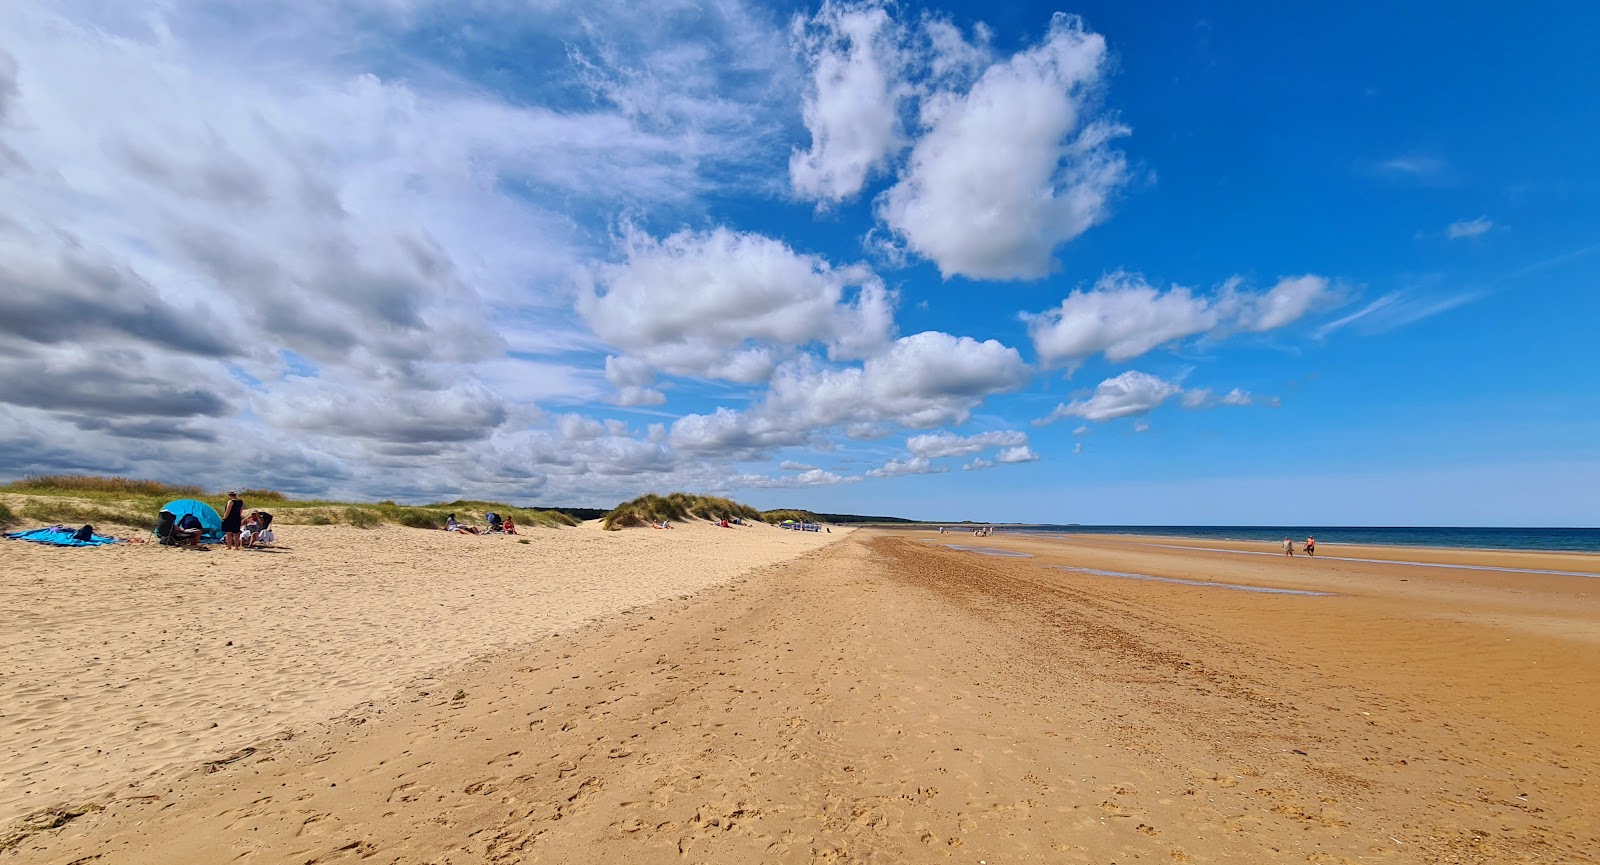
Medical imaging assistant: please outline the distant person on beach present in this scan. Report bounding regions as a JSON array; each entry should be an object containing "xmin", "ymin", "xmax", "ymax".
[
  {"xmin": 502, "ymin": 516, "xmax": 517, "ymax": 535},
  {"xmin": 1283, "ymin": 537, "xmax": 1295, "ymax": 556},
  {"xmin": 221, "ymin": 491, "xmax": 244, "ymax": 551},
  {"xmin": 446, "ymin": 514, "xmax": 479, "ymax": 534},
  {"xmin": 1305, "ymin": 536, "xmax": 1316, "ymax": 557}
]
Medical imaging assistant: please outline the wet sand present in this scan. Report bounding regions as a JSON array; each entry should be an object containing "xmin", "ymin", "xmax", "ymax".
[{"xmin": 7, "ymin": 529, "xmax": 1598, "ymax": 863}]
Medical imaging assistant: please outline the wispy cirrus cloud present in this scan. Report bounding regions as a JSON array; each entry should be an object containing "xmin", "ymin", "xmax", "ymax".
[{"xmin": 1446, "ymin": 217, "xmax": 1494, "ymax": 240}]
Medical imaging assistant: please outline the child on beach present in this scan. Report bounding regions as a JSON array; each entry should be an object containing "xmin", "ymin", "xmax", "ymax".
[{"xmin": 1283, "ymin": 537, "xmax": 1295, "ymax": 556}]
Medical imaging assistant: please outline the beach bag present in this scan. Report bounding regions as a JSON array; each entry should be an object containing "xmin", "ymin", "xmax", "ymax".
[{"xmin": 73, "ymin": 524, "xmax": 94, "ymax": 542}]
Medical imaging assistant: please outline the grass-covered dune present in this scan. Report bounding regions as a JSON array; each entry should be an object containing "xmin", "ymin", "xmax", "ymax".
[
  {"xmin": 0, "ymin": 475, "xmax": 577, "ymax": 532},
  {"xmin": 601, "ymin": 492, "xmax": 763, "ymax": 530}
]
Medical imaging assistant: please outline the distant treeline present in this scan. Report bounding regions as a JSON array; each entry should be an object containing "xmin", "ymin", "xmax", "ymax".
[
  {"xmin": 810, "ymin": 512, "xmax": 916, "ymax": 524},
  {"xmin": 534, "ymin": 506, "xmax": 612, "ymax": 521}
]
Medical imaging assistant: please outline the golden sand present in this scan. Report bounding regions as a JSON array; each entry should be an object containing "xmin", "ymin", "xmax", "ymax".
[
  {"xmin": 5, "ymin": 527, "xmax": 1597, "ymax": 863},
  {"xmin": 0, "ymin": 519, "xmax": 845, "ymax": 831}
]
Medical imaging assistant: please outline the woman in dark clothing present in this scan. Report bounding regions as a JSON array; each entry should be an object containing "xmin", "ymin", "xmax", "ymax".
[{"xmin": 221, "ymin": 491, "xmax": 244, "ymax": 551}]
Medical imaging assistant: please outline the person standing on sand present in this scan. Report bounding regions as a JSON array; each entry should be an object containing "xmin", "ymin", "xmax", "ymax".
[
  {"xmin": 1305, "ymin": 536, "xmax": 1316, "ymax": 557},
  {"xmin": 1283, "ymin": 536, "xmax": 1295, "ymax": 556},
  {"xmin": 221, "ymin": 491, "xmax": 244, "ymax": 551}
]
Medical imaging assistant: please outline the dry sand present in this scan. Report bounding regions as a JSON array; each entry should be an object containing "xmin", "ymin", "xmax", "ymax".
[
  {"xmin": 6, "ymin": 528, "xmax": 1599, "ymax": 864},
  {"xmin": 0, "ymin": 519, "xmax": 845, "ymax": 832}
]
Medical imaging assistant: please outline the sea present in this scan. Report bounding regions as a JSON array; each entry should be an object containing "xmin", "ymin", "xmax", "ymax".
[{"xmin": 1005, "ymin": 525, "xmax": 1600, "ymax": 554}]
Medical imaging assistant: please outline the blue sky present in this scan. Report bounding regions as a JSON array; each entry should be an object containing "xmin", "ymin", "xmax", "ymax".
[{"xmin": 1, "ymin": 0, "xmax": 1595, "ymax": 524}]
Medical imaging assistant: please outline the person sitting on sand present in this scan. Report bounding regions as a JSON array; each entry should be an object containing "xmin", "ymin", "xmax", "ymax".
[
  {"xmin": 240, "ymin": 512, "xmax": 261, "ymax": 546},
  {"xmin": 174, "ymin": 513, "xmax": 204, "ymax": 546},
  {"xmin": 502, "ymin": 516, "xmax": 517, "ymax": 535},
  {"xmin": 1282, "ymin": 536, "xmax": 1295, "ymax": 556},
  {"xmin": 446, "ymin": 513, "xmax": 479, "ymax": 534}
]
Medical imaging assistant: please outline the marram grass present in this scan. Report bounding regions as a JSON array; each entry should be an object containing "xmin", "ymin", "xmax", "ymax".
[{"xmin": 0, "ymin": 475, "xmax": 576, "ymax": 532}]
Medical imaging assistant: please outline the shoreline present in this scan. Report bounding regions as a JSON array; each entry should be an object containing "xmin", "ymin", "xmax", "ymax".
[{"xmin": 863, "ymin": 523, "xmax": 1600, "ymax": 556}]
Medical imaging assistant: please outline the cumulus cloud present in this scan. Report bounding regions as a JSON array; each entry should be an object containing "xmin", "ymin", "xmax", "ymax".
[
  {"xmin": 1028, "ymin": 273, "xmax": 1337, "ymax": 365},
  {"xmin": 905, "ymin": 429, "xmax": 1028, "ymax": 458},
  {"xmin": 790, "ymin": 1, "xmax": 908, "ymax": 203},
  {"xmin": 962, "ymin": 457, "xmax": 994, "ymax": 471},
  {"xmin": 877, "ymin": 13, "xmax": 1127, "ymax": 279},
  {"xmin": 994, "ymin": 445, "xmax": 1039, "ymax": 463},
  {"xmin": 757, "ymin": 332, "xmax": 1030, "ymax": 432},
  {"xmin": 578, "ymin": 226, "xmax": 896, "ymax": 384},
  {"xmin": 1026, "ymin": 273, "xmax": 1212, "ymax": 363},
  {"xmin": 1038, "ymin": 370, "xmax": 1181, "ymax": 424},
  {"xmin": 1447, "ymin": 217, "xmax": 1493, "ymax": 240},
  {"xmin": 670, "ymin": 331, "xmax": 1028, "ymax": 459},
  {"xmin": 866, "ymin": 455, "xmax": 947, "ymax": 478},
  {"xmin": 780, "ymin": 460, "xmax": 819, "ymax": 471}
]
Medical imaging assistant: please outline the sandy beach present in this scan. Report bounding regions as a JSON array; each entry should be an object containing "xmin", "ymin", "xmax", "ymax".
[
  {"xmin": 0, "ymin": 519, "xmax": 845, "ymax": 834},
  {"xmin": 5, "ymin": 527, "xmax": 1598, "ymax": 863}
]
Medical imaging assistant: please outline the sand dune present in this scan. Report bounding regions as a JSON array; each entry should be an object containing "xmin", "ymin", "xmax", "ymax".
[
  {"xmin": 0, "ymin": 519, "xmax": 845, "ymax": 831},
  {"xmin": 7, "ymin": 528, "xmax": 1599, "ymax": 863}
]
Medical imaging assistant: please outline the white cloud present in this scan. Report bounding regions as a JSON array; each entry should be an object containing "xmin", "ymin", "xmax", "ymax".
[
  {"xmin": 905, "ymin": 429, "xmax": 1027, "ymax": 458},
  {"xmin": 1028, "ymin": 273, "xmax": 1337, "ymax": 365},
  {"xmin": 866, "ymin": 455, "xmax": 947, "ymax": 478},
  {"xmin": 1181, "ymin": 387, "xmax": 1253, "ymax": 409},
  {"xmin": 962, "ymin": 457, "xmax": 994, "ymax": 471},
  {"xmin": 0, "ymin": 0, "xmax": 810, "ymax": 498},
  {"xmin": 730, "ymin": 468, "xmax": 859, "ymax": 488},
  {"xmin": 609, "ymin": 386, "xmax": 668, "ymax": 407},
  {"xmin": 877, "ymin": 13, "xmax": 1127, "ymax": 280},
  {"xmin": 994, "ymin": 445, "xmax": 1039, "ymax": 463},
  {"xmin": 790, "ymin": 1, "xmax": 908, "ymax": 204},
  {"xmin": 780, "ymin": 460, "xmax": 819, "ymax": 471},
  {"xmin": 1072, "ymin": 425, "xmax": 1090, "ymax": 436},
  {"xmin": 1072, "ymin": 442, "xmax": 1083, "ymax": 455},
  {"xmin": 577, "ymin": 226, "xmax": 896, "ymax": 384},
  {"xmin": 756, "ymin": 331, "xmax": 1030, "ymax": 432},
  {"xmin": 1026, "ymin": 272, "xmax": 1214, "ymax": 363},
  {"xmin": 1038, "ymin": 370, "xmax": 1181, "ymax": 424},
  {"xmin": 1313, "ymin": 290, "xmax": 1480, "ymax": 339},
  {"xmin": 669, "ymin": 330, "xmax": 1027, "ymax": 461},
  {"xmin": 1132, "ymin": 422, "xmax": 1149, "ymax": 432},
  {"xmin": 1220, "ymin": 275, "xmax": 1334, "ymax": 333},
  {"xmin": 1446, "ymin": 217, "xmax": 1493, "ymax": 240}
]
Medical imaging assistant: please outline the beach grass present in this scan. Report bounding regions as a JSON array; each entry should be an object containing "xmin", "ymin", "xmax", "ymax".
[
  {"xmin": 0, "ymin": 475, "xmax": 578, "ymax": 532},
  {"xmin": 602, "ymin": 492, "xmax": 763, "ymax": 530}
]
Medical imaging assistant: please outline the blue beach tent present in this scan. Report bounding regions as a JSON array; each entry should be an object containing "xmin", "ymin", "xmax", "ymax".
[{"xmin": 161, "ymin": 498, "xmax": 224, "ymax": 542}]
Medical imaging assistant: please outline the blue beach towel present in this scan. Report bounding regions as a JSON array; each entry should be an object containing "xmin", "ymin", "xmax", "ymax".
[{"xmin": 3, "ymin": 527, "xmax": 121, "ymax": 547}]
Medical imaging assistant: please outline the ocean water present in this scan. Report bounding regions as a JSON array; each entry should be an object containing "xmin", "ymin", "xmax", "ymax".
[{"xmin": 1008, "ymin": 525, "xmax": 1600, "ymax": 554}]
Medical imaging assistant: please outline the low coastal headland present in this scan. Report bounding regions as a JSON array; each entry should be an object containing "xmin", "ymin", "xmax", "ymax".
[{"xmin": 4, "ymin": 481, "xmax": 1598, "ymax": 863}]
